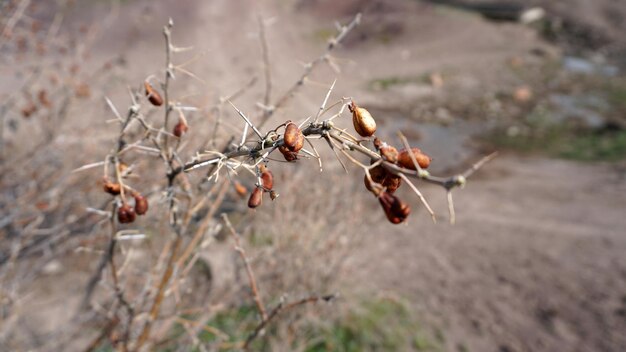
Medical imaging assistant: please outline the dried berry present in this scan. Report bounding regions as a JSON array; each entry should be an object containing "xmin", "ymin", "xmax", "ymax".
[
  {"xmin": 134, "ymin": 194, "xmax": 149, "ymax": 215},
  {"xmin": 374, "ymin": 138, "xmax": 398, "ymax": 163},
  {"xmin": 173, "ymin": 120, "xmax": 188, "ymax": 137},
  {"xmin": 278, "ymin": 145, "xmax": 298, "ymax": 162},
  {"xmin": 283, "ymin": 122, "xmax": 304, "ymax": 154},
  {"xmin": 378, "ymin": 192, "xmax": 411, "ymax": 224},
  {"xmin": 269, "ymin": 190, "xmax": 279, "ymax": 201},
  {"xmin": 144, "ymin": 81, "xmax": 163, "ymax": 106},
  {"xmin": 283, "ymin": 122, "xmax": 299, "ymax": 149},
  {"xmin": 397, "ymin": 148, "xmax": 432, "ymax": 170},
  {"xmin": 248, "ymin": 187, "xmax": 263, "ymax": 208},
  {"xmin": 118, "ymin": 203, "xmax": 136, "ymax": 224},
  {"xmin": 364, "ymin": 165, "xmax": 401, "ymax": 194},
  {"xmin": 349, "ymin": 101, "xmax": 376, "ymax": 137},
  {"xmin": 103, "ymin": 180, "xmax": 121, "ymax": 195},
  {"xmin": 292, "ymin": 131, "xmax": 305, "ymax": 153},
  {"xmin": 259, "ymin": 165, "xmax": 273, "ymax": 190},
  {"xmin": 233, "ymin": 180, "xmax": 247, "ymax": 198},
  {"xmin": 383, "ymin": 175, "xmax": 402, "ymax": 193}
]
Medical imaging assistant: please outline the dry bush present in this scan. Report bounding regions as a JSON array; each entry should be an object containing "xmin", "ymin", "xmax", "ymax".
[{"xmin": 1, "ymin": 4, "xmax": 495, "ymax": 351}]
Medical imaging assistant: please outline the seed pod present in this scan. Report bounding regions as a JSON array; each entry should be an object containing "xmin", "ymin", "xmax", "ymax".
[
  {"xmin": 293, "ymin": 131, "xmax": 305, "ymax": 152},
  {"xmin": 383, "ymin": 175, "xmax": 402, "ymax": 193},
  {"xmin": 173, "ymin": 120, "xmax": 188, "ymax": 137},
  {"xmin": 259, "ymin": 165, "xmax": 273, "ymax": 190},
  {"xmin": 364, "ymin": 165, "xmax": 401, "ymax": 194},
  {"xmin": 378, "ymin": 192, "xmax": 411, "ymax": 224},
  {"xmin": 278, "ymin": 145, "xmax": 298, "ymax": 162},
  {"xmin": 397, "ymin": 148, "xmax": 432, "ymax": 170},
  {"xmin": 103, "ymin": 180, "xmax": 121, "ymax": 195},
  {"xmin": 118, "ymin": 203, "xmax": 136, "ymax": 224},
  {"xmin": 144, "ymin": 81, "xmax": 163, "ymax": 106},
  {"xmin": 233, "ymin": 180, "xmax": 248, "ymax": 198},
  {"xmin": 283, "ymin": 122, "xmax": 299, "ymax": 149},
  {"xmin": 248, "ymin": 187, "xmax": 263, "ymax": 208},
  {"xmin": 269, "ymin": 190, "xmax": 279, "ymax": 201},
  {"xmin": 133, "ymin": 194, "xmax": 149, "ymax": 215},
  {"xmin": 350, "ymin": 101, "xmax": 376, "ymax": 137}
]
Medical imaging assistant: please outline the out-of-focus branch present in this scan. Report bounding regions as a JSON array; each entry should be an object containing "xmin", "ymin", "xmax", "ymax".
[
  {"xmin": 221, "ymin": 213, "xmax": 268, "ymax": 321},
  {"xmin": 242, "ymin": 294, "xmax": 338, "ymax": 350},
  {"xmin": 256, "ymin": 13, "xmax": 361, "ymax": 129}
]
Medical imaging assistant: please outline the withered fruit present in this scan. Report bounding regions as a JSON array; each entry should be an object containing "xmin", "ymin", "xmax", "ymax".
[
  {"xmin": 173, "ymin": 120, "xmax": 188, "ymax": 137},
  {"xmin": 397, "ymin": 147, "xmax": 432, "ymax": 170},
  {"xmin": 118, "ymin": 203, "xmax": 136, "ymax": 224},
  {"xmin": 248, "ymin": 187, "xmax": 263, "ymax": 208},
  {"xmin": 103, "ymin": 180, "xmax": 121, "ymax": 195},
  {"xmin": 349, "ymin": 101, "xmax": 376, "ymax": 137},
  {"xmin": 283, "ymin": 122, "xmax": 305, "ymax": 153},
  {"xmin": 144, "ymin": 81, "xmax": 163, "ymax": 106},
  {"xmin": 374, "ymin": 138, "xmax": 398, "ymax": 163},
  {"xmin": 283, "ymin": 122, "xmax": 299, "ymax": 149},
  {"xmin": 278, "ymin": 145, "xmax": 298, "ymax": 162},
  {"xmin": 292, "ymin": 131, "xmax": 305, "ymax": 153},
  {"xmin": 259, "ymin": 165, "xmax": 273, "ymax": 190},
  {"xmin": 364, "ymin": 165, "xmax": 402, "ymax": 194},
  {"xmin": 378, "ymin": 192, "xmax": 411, "ymax": 224},
  {"xmin": 233, "ymin": 180, "xmax": 248, "ymax": 198},
  {"xmin": 133, "ymin": 194, "xmax": 149, "ymax": 215}
]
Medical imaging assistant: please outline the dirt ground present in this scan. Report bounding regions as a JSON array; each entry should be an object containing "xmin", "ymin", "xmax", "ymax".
[{"xmin": 2, "ymin": 0, "xmax": 626, "ymax": 351}]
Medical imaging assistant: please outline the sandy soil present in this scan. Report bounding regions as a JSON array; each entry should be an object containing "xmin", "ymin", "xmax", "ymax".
[{"xmin": 348, "ymin": 155, "xmax": 626, "ymax": 351}]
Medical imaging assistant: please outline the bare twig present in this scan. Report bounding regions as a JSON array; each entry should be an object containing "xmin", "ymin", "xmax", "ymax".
[{"xmin": 221, "ymin": 213, "xmax": 267, "ymax": 321}]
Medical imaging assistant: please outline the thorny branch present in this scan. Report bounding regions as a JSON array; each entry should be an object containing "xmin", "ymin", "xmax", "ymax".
[{"xmin": 74, "ymin": 9, "xmax": 497, "ymax": 351}]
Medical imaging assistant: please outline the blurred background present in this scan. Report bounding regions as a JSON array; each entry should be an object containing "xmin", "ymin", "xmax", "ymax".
[{"xmin": 1, "ymin": 0, "xmax": 625, "ymax": 351}]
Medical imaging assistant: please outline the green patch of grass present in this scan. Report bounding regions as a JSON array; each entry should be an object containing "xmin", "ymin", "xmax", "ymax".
[
  {"xmin": 485, "ymin": 125, "xmax": 626, "ymax": 162},
  {"xmin": 367, "ymin": 75, "xmax": 428, "ymax": 91},
  {"xmin": 162, "ymin": 297, "xmax": 439, "ymax": 351},
  {"xmin": 303, "ymin": 297, "xmax": 439, "ymax": 352}
]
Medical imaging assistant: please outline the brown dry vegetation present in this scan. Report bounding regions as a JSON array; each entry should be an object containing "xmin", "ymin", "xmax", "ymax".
[{"xmin": 1, "ymin": 0, "xmax": 626, "ymax": 351}]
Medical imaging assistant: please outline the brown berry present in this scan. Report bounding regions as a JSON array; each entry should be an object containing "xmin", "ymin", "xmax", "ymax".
[
  {"xmin": 233, "ymin": 180, "xmax": 248, "ymax": 198},
  {"xmin": 118, "ymin": 203, "xmax": 136, "ymax": 223},
  {"xmin": 259, "ymin": 165, "xmax": 273, "ymax": 190},
  {"xmin": 133, "ymin": 194, "xmax": 149, "ymax": 215},
  {"xmin": 349, "ymin": 101, "xmax": 376, "ymax": 137},
  {"xmin": 103, "ymin": 180, "xmax": 121, "ymax": 195},
  {"xmin": 378, "ymin": 192, "xmax": 411, "ymax": 224},
  {"xmin": 173, "ymin": 120, "xmax": 188, "ymax": 137},
  {"xmin": 283, "ymin": 122, "xmax": 304, "ymax": 153},
  {"xmin": 364, "ymin": 165, "xmax": 401, "ymax": 194},
  {"xmin": 144, "ymin": 81, "xmax": 163, "ymax": 106},
  {"xmin": 278, "ymin": 145, "xmax": 298, "ymax": 162},
  {"xmin": 397, "ymin": 148, "xmax": 432, "ymax": 170},
  {"xmin": 248, "ymin": 187, "xmax": 263, "ymax": 208},
  {"xmin": 283, "ymin": 122, "xmax": 299, "ymax": 149},
  {"xmin": 374, "ymin": 138, "xmax": 398, "ymax": 163}
]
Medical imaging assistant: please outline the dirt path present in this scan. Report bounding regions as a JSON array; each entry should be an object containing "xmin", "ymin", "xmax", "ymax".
[{"xmin": 349, "ymin": 155, "xmax": 626, "ymax": 351}]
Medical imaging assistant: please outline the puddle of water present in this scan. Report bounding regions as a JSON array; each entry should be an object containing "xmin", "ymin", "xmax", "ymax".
[
  {"xmin": 563, "ymin": 56, "xmax": 619, "ymax": 77},
  {"xmin": 376, "ymin": 114, "xmax": 486, "ymax": 173}
]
